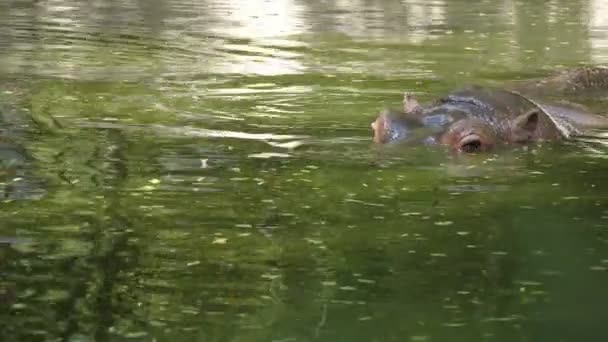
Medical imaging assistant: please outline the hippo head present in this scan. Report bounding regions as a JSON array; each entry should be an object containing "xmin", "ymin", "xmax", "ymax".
[{"xmin": 372, "ymin": 89, "xmax": 556, "ymax": 153}]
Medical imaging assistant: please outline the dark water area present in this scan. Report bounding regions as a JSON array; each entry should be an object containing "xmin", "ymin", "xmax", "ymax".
[{"xmin": 1, "ymin": 0, "xmax": 608, "ymax": 341}]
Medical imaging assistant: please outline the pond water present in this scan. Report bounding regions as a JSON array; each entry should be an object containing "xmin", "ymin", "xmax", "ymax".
[{"xmin": 2, "ymin": 0, "xmax": 608, "ymax": 341}]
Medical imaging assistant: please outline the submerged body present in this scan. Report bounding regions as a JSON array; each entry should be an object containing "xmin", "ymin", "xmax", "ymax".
[{"xmin": 372, "ymin": 67, "xmax": 608, "ymax": 153}]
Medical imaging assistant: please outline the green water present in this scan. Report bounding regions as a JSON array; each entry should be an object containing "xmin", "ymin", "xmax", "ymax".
[{"xmin": 1, "ymin": 0, "xmax": 608, "ymax": 341}]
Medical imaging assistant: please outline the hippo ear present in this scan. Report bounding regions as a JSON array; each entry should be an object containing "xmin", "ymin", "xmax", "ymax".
[
  {"xmin": 403, "ymin": 92, "xmax": 420, "ymax": 113},
  {"xmin": 511, "ymin": 109, "xmax": 540, "ymax": 142}
]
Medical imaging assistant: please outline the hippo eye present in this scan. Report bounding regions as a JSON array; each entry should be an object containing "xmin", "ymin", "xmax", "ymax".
[{"xmin": 459, "ymin": 134, "xmax": 482, "ymax": 153}]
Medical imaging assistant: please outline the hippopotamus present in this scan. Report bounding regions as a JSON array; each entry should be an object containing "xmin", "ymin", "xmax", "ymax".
[{"xmin": 372, "ymin": 67, "xmax": 608, "ymax": 153}]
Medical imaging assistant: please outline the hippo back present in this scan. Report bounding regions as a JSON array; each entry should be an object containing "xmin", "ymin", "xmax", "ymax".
[{"xmin": 505, "ymin": 90, "xmax": 608, "ymax": 138}]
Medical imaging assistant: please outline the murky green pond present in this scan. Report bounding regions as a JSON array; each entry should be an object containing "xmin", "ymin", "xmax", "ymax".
[{"xmin": 2, "ymin": 0, "xmax": 608, "ymax": 341}]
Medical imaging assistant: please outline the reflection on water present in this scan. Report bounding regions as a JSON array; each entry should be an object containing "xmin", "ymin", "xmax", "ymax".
[
  {"xmin": 1, "ymin": 1, "xmax": 608, "ymax": 342},
  {"xmin": 590, "ymin": 0, "xmax": 608, "ymax": 62},
  {"xmin": 207, "ymin": 0, "xmax": 306, "ymax": 38},
  {"xmin": 2, "ymin": 0, "xmax": 606, "ymax": 78}
]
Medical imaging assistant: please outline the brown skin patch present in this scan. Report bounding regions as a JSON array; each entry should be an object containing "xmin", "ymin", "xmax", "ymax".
[{"xmin": 371, "ymin": 112, "xmax": 387, "ymax": 143}]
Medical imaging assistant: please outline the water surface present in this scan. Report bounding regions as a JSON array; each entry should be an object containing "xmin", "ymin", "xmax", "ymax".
[{"xmin": 1, "ymin": 1, "xmax": 608, "ymax": 341}]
